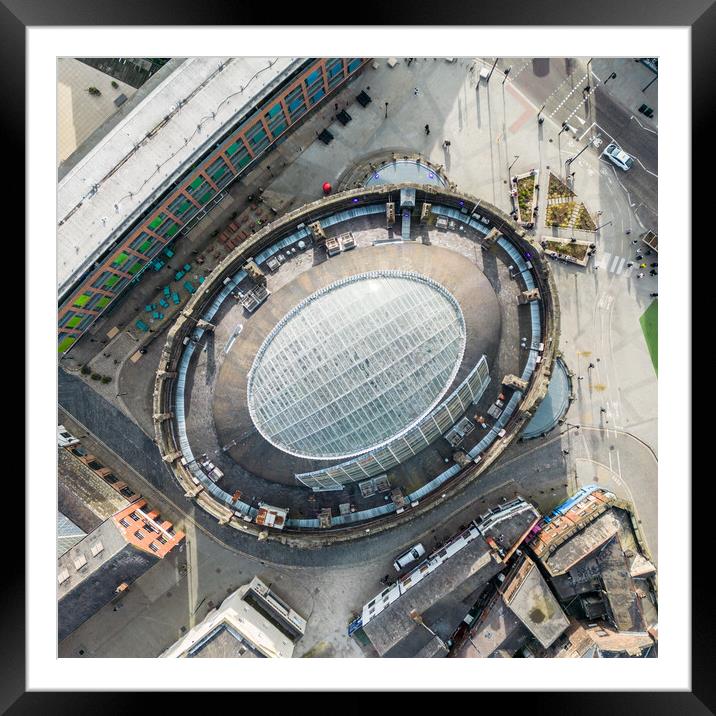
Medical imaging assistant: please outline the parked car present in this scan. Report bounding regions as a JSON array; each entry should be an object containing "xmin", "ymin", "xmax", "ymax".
[
  {"xmin": 393, "ymin": 543, "xmax": 426, "ymax": 572},
  {"xmin": 602, "ymin": 143, "xmax": 635, "ymax": 171}
]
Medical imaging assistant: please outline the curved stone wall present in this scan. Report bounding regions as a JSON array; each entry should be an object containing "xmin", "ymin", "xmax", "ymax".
[{"xmin": 153, "ymin": 183, "xmax": 560, "ymax": 546}]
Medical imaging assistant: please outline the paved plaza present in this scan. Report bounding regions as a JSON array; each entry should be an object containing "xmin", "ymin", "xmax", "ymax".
[{"xmin": 57, "ymin": 56, "xmax": 658, "ymax": 658}]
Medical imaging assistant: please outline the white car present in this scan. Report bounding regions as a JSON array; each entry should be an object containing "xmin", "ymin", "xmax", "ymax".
[
  {"xmin": 393, "ymin": 543, "xmax": 426, "ymax": 572},
  {"xmin": 602, "ymin": 143, "xmax": 635, "ymax": 171}
]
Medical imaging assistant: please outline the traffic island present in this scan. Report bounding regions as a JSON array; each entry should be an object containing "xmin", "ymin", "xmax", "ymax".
[
  {"xmin": 573, "ymin": 203, "xmax": 597, "ymax": 232},
  {"xmin": 547, "ymin": 172, "xmax": 575, "ymax": 201},
  {"xmin": 545, "ymin": 202, "xmax": 575, "ymax": 228},
  {"xmin": 512, "ymin": 170, "xmax": 538, "ymax": 228},
  {"xmin": 542, "ymin": 237, "xmax": 592, "ymax": 267}
]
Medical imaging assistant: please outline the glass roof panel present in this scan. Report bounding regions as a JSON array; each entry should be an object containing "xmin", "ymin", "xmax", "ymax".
[{"xmin": 247, "ymin": 271, "xmax": 466, "ymax": 460}]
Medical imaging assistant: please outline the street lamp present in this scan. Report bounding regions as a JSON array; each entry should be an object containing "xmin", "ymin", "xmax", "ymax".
[
  {"xmin": 566, "ymin": 135, "xmax": 598, "ymax": 169},
  {"xmin": 642, "ymin": 75, "xmax": 657, "ymax": 93},
  {"xmin": 486, "ymin": 57, "xmax": 499, "ymax": 82},
  {"xmin": 116, "ymin": 392, "xmax": 128, "ymax": 398},
  {"xmin": 537, "ymin": 103, "xmax": 546, "ymax": 123},
  {"xmin": 502, "ymin": 66, "xmax": 512, "ymax": 85},
  {"xmin": 509, "ymin": 155, "xmax": 520, "ymax": 173},
  {"xmin": 594, "ymin": 218, "xmax": 612, "ymax": 232},
  {"xmin": 604, "ymin": 72, "xmax": 617, "ymax": 85},
  {"xmin": 384, "ymin": 101, "xmax": 389, "ymax": 119}
]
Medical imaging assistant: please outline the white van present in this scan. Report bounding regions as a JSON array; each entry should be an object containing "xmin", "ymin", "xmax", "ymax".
[{"xmin": 393, "ymin": 543, "xmax": 426, "ymax": 572}]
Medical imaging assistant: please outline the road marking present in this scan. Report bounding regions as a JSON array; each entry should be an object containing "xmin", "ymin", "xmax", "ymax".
[
  {"xmin": 630, "ymin": 114, "xmax": 658, "ymax": 134},
  {"xmin": 506, "ymin": 82, "xmax": 536, "ymax": 134},
  {"xmin": 594, "ymin": 252, "xmax": 631, "ymax": 277},
  {"xmin": 548, "ymin": 73, "xmax": 588, "ymax": 117}
]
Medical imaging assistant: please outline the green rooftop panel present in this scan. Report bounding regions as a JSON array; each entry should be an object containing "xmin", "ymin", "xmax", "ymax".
[{"xmin": 58, "ymin": 336, "xmax": 76, "ymax": 353}]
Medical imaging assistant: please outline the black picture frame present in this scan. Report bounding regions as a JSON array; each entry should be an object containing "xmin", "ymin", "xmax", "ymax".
[{"xmin": 8, "ymin": 0, "xmax": 703, "ymax": 710}]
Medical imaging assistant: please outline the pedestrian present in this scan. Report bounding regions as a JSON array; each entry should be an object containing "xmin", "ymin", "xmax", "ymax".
[
  {"xmin": 414, "ymin": 87, "xmax": 420, "ymax": 96},
  {"xmin": 651, "ymin": 262, "xmax": 658, "ymax": 267},
  {"xmin": 563, "ymin": 449, "xmax": 570, "ymax": 455},
  {"xmin": 650, "ymin": 269, "xmax": 657, "ymax": 276},
  {"xmin": 627, "ymin": 261, "xmax": 634, "ymax": 267},
  {"xmin": 577, "ymin": 376, "xmax": 584, "ymax": 380},
  {"xmin": 625, "ymin": 229, "xmax": 631, "ymax": 235},
  {"xmin": 632, "ymin": 239, "xmax": 638, "ymax": 245},
  {"xmin": 443, "ymin": 140, "xmax": 451, "ymax": 148},
  {"xmin": 636, "ymin": 254, "xmax": 643, "ymax": 260},
  {"xmin": 640, "ymin": 263, "xmax": 647, "ymax": 268},
  {"xmin": 425, "ymin": 124, "xmax": 430, "ymax": 135},
  {"xmin": 637, "ymin": 272, "xmax": 644, "ymax": 278},
  {"xmin": 646, "ymin": 250, "xmax": 652, "ymax": 255},
  {"xmin": 600, "ymin": 407, "xmax": 607, "ymax": 413},
  {"xmin": 589, "ymin": 363, "xmax": 595, "ymax": 369}
]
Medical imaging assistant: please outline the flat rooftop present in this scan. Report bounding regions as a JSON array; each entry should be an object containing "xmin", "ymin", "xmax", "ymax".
[
  {"xmin": 57, "ymin": 58, "xmax": 138, "ymax": 166},
  {"xmin": 57, "ymin": 56, "xmax": 300, "ymax": 298},
  {"xmin": 503, "ymin": 557, "xmax": 569, "ymax": 648}
]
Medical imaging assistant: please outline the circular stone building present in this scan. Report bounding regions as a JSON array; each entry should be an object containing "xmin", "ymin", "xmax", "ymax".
[{"xmin": 154, "ymin": 166, "xmax": 559, "ymax": 545}]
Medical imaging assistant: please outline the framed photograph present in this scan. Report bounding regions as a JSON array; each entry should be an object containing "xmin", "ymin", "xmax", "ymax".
[{"xmin": 13, "ymin": 0, "xmax": 702, "ymax": 709}]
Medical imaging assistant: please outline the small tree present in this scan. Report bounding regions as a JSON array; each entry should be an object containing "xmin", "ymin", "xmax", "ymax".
[
  {"xmin": 111, "ymin": 80, "xmax": 119, "ymax": 89},
  {"xmin": 87, "ymin": 86, "xmax": 101, "ymax": 96},
  {"xmin": 81, "ymin": 365, "xmax": 91, "ymax": 375}
]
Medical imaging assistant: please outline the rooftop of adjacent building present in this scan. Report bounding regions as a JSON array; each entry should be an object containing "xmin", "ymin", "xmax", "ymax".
[
  {"xmin": 536, "ymin": 617, "xmax": 656, "ymax": 658},
  {"xmin": 160, "ymin": 579, "xmax": 300, "ymax": 658},
  {"xmin": 57, "ymin": 511, "xmax": 86, "ymax": 559},
  {"xmin": 451, "ymin": 588, "xmax": 529, "ymax": 658},
  {"xmin": 57, "ymin": 58, "xmax": 138, "ymax": 167},
  {"xmin": 501, "ymin": 555, "xmax": 569, "ymax": 649},
  {"xmin": 58, "ymin": 447, "xmax": 130, "ymax": 535},
  {"xmin": 57, "ymin": 56, "xmax": 301, "ymax": 298},
  {"xmin": 360, "ymin": 499, "xmax": 539, "ymax": 657},
  {"xmin": 527, "ymin": 490, "xmax": 657, "ymax": 636}
]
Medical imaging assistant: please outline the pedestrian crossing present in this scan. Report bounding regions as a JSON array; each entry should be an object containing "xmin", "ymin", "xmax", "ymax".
[{"xmin": 592, "ymin": 251, "xmax": 634, "ymax": 277}]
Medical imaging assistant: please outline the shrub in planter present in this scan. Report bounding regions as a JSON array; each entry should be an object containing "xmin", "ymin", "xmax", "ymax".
[
  {"xmin": 81, "ymin": 365, "xmax": 91, "ymax": 375},
  {"xmin": 91, "ymin": 373, "xmax": 102, "ymax": 381},
  {"xmin": 111, "ymin": 80, "xmax": 119, "ymax": 89},
  {"xmin": 101, "ymin": 376, "xmax": 112, "ymax": 384},
  {"xmin": 87, "ymin": 86, "xmax": 101, "ymax": 96},
  {"xmin": 210, "ymin": 229, "xmax": 220, "ymax": 238}
]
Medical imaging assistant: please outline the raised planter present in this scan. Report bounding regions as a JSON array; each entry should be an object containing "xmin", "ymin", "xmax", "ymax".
[
  {"xmin": 545, "ymin": 201, "xmax": 575, "ymax": 228},
  {"xmin": 511, "ymin": 170, "xmax": 539, "ymax": 228},
  {"xmin": 547, "ymin": 172, "xmax": 575, "ymax": 200},
  {"xmin": 573, "ymin": 203, "xmax": 597, "ymax": 231},
  {"xmin": 542, "ymin": 237, "xmax": 592, "ymax": 267}
]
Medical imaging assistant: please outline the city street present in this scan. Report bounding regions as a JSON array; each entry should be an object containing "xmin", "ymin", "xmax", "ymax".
[{"xmin": 58, "ymin": 56, "xmax": 658, "ymax": 657}]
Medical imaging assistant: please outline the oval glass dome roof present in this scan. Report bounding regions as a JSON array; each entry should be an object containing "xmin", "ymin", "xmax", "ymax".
[{"xmin": 247, "ymin": 271, "xmax": 466, "ymax": 461}]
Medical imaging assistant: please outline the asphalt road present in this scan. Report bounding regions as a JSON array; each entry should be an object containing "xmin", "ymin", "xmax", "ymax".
[
  {"xmin": 58, "ymin": 365, "xmax": 573, "ymax": 568},
  {"xmin": 499, "ymin": 57, "xmax": 658, "ymax": 232}
]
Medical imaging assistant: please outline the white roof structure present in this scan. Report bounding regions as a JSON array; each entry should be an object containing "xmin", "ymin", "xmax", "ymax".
[
  {"xmin": 247, "ymin": 271, "xmax": 466, "ymax": 460},
  {"xmin": 160, "ymin": 582, "xmax": 295, "ymax": 658},
  {"xmin": 57, "ymin": 55, "xmax": 300, "ymax": 297}
]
